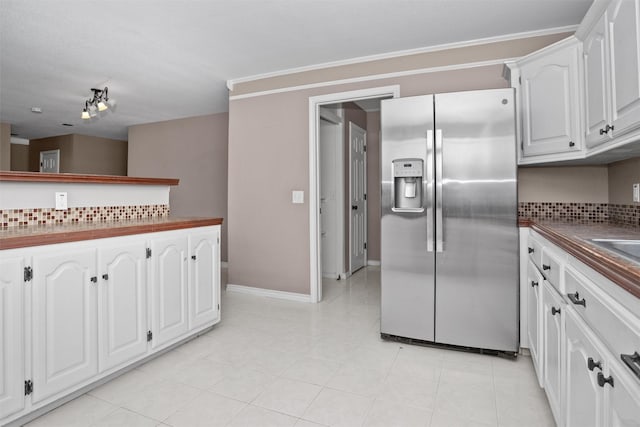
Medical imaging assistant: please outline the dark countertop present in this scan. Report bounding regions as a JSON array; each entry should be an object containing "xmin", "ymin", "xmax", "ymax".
[
  {"xmin": 522, "ymin": 219, "xmax": 640, "ymax": 299},
  {"xmin": 0, "ymin": 217, "xmax": 223, "ymax": 250}
]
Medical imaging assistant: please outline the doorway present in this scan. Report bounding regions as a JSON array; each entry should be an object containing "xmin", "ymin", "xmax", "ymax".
[{"xmin": 309, "ymin": 85, "xmax": 400, "ymax": 303}]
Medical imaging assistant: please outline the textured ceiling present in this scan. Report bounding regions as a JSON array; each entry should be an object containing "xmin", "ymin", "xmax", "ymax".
[{"xmin": 0, "ymin": 0, "xmax": 592, "ymax": 140}]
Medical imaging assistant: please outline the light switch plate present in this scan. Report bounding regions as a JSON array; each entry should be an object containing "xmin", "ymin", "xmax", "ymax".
[
  {"xmin": 292, "ymin": 190, "xmax": 304, "ymax": 204},
  {"xmin": 55, "ymin": 192, "xmax": 68, "ymax": 210},
  {"xmin": 633, "ymin": 183, "xmax": 640, "ymax": 203}
]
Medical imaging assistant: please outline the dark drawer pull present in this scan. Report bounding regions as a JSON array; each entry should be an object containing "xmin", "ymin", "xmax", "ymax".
[
  {"xmin": 102, "ymin": 274, "xmax": 109, "ymax": 280},
  {"xmin": 621, "ymin": 352, "xmax": 640, "ymax": 381},
  {"xmin": 90, "ymin": 276, "xmax": 97, "ymax": 283},
  {"xmin": 531, "ymin": 280, "xmax": 539, "ymax": 288},
  {"xmin": 597, "ymin": 372, "xmax": 614, "ymax": 388},
  {"xmin": 543, "ymin": 264, "xmax": 551, "ymax": 271},
  {"xmin": 587, "ymin": 357, "xmax": 601, "ymax": 371},
  {"xmin": 551, "ymin": 307, "xmax": 561, "ymax": 316},
  {"xmin": 528, "ymin": 247, "xmax": 534, "ymax": 254},
  {"xmin": 191, "ymin": 255, "xmax": 197, "ymax": 260},
  {"xmin": 568, "ymin": 292, "xmax": 586, "ymax": 307}
]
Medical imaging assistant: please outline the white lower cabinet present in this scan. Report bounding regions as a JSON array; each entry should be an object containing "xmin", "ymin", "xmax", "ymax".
[
  {"xmin": 0, "ymin": 225, "xmax": 221, "ymax": 426},
  {"xmin": 524, "ymin": 229, "xmax": 640, "ymax": 427},
  {"xmin": 0, "ymin": 256, "xmax": 26, "ymax": 419},
  {"xmin": 98, "ymin": 241, "xmax": 148, "ymax": 372},
  {"xmin": 188, "ymin": 228, "xmax": 220, "ymax": 330},
  {"xmin": 565, "ymin": 308, "xmax": 605, "ymax": 427},
  {"xmin": 542, "ymin": 280, "xmax": 565, "ymax": 426},
  {"xmin": 527, "ymin": 260, "xmax": 543, "ymax": 386},
  {"xmin": 31, "ymin": 249, "xmax": 99, "ymax": 404},
  {"xmin": 150, "ymin": 234, "xmax": 189, "ymax": 349}
]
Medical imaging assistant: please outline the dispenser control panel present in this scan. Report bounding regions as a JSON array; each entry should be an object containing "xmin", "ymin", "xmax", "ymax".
[{"xmin": 393, "ymin": 160, "xmax": 423, "ymax": 177}]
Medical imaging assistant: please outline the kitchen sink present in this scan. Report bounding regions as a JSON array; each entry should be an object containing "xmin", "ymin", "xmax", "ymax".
[{"xmin": 590, "ymin": 239, "xmax": 640, "ymax": 263}]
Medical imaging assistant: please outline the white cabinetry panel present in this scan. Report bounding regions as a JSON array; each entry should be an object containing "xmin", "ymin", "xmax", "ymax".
[
  {"xmin": 31, "ymin": 250, "xmax": 98, "ymax": 404},
  {"xmin": 188, "ymin": 229, "xmax": 220, "ymax": 330},
  {"xmin": 542, "ymin": 280, "xmax": 565, "ymax": 426},
  {"xmin": 0, "ymin": 256, "xmax": 25, "ymax": 418}
]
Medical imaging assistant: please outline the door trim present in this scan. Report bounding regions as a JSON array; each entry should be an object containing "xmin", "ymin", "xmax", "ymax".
[{"xmin": 308, "ymin": 85, "xmax": 400, "ymax": 303}]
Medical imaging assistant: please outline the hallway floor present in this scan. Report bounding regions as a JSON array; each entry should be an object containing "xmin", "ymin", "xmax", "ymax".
[{"xmin": 25, "ymin": 267, "xmax": 554, "ymax": 427}]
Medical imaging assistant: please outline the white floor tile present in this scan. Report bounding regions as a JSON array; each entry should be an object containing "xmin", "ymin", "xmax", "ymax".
[
  {"xmin": 253, "ymin": 378, "xmax": 322, "ymax": 417},
  {"xmin": 208, "ymin": 367, "xmax": 277, "ymax": 402},
  {"xmin": 433, "ymin": 381, "xmax": 498, "ymax": 426},
  {"xmin": 25, "ymin": 395, "xmax": 117, "ymax": 427},
  {"xmin": 430, "ymin": 410, "xmax": 497, "ymax": 427},
  {"xmin": 227, "ymin": 404, "xmax": 298, "ymax": 427},
  {"xmin": 325, "ymin": 364, "xmax": 388, "ymax": 397},
  {"xmin": 281, "ymin": 357, "xmax": 343, "ymax": 386},
  {"xmin": 122, "ymin": 379, "xmax": 201, "ymax": 422},
  {"xmin": 377, "ymin": 372, "xmax": 439, "ymax": 410},
  {"xmin": 362, "ymin": 399, "xmax": 431, "ymax": 427},
  {"xmin": 89, "ymin": 369, "xmax": 157, "ymax": 406},
  {"xmin": 165, "ymin": 357, "xmax": 231, "ymax": 390},
  {"xmin": 302, "ymin": 388, "xmax": 373, "ymax": 427},
  {"xmin": 90, "ymin": 407, "xmax": 158, "ymax": 427},
  {"xmin": 163, "ymin": 391, "xmax": 246, "ymax": 427}
]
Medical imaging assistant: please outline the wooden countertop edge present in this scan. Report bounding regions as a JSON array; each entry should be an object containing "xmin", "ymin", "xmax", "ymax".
[
  {"xmin": 0, "ymin": 218, "xmax": 223, "ymax": 250},
  {"xmin": 531, "ymin": 222, "xmax": 640, "ymax": 299},
  {"xmin": 0, "ymin": 171, "xmax": 180, "ymax": 186}
]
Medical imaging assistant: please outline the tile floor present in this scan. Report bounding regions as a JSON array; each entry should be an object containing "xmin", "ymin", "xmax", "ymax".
[{"xmin": 24, "ymin": 267, "xmax": 555, "ymax": 427}]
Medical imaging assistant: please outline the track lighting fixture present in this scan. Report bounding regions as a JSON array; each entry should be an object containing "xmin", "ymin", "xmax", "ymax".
[{"xmin": 81, "ymin": 87, "xmax": 116, "ymax": 120}]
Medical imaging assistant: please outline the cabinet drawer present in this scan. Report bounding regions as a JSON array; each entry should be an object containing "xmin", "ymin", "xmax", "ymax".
[
  {"xmin": 528, "ymin": 231, "xmax": 544, "ymax": 271},
  {"xmin": 565, "ymin": 266, "xmax": 640, "ymax": 384},
  {"xmin": 541, "ymin": 247, "xmax": 563, "ymax": 292}
]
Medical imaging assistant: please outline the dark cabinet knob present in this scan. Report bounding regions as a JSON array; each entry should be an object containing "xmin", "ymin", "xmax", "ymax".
[
  {"xmin": 587, "ymin": 357, "xmax": 601, "ymax": 371},
  {"xmin": 531, "ymin": 280, "xmax": 539, "ymax": 288},
  {"xmin": 191, "ymin": 255, "xmax": 197, "ymax": 260},
  {"xmin": 543, "ymin": 264, "xmax": 551, "ymax": 271},
  {"xmin": 551, "ymin": 307, "xmax": 561, "ymax": 316},
  {"xmin": 597, "ymin": 372, "xmax": 614, "ymax": 388},
  {"xmin": 102, "ymin": 274, "xmax": 109, "ymax": 280},
  {"xmin": 90, "ymin": 276, "xmax": 97, "ymax": 283},
  {"xmin": 568, "ymin": 292, "xmax": 586, "ymax": 307},
  {"xmin": 352, "ymin": 205, "xmax": 358, "ymax": 210},
  {"xmin": 528, "ymin": 247, "xmax": 534, "ymax": 254},
  {"xmin": 569, "ymin": 141, "xmax": 575, "ymax": 147}
]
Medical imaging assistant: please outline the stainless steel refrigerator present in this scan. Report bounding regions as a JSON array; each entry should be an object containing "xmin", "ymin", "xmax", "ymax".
[{"xmin": 380, "ymin": 88, "xmax": 519, "ymax": 353}]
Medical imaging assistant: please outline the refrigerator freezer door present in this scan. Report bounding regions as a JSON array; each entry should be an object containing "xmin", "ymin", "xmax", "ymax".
[
  {"xmin": 380, "ymin": 95, "xmax": 435, "ymax": 341},
  {"xmin": 434, "ymin": 88, "xmax": 519, "ymax": 352}
]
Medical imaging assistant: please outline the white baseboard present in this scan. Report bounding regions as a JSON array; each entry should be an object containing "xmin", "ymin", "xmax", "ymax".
[
  {"xmin": 220, "ymin": 261, "xmax": 228, "ymax": 268},
  {"xmin": 226, "ymin": 283, "xmax": 311, "ymax": 303},
  {"xmin": 367, "ymin": 260, "xmax": 381, "ymax": 266},
  {"xmin": 338, "ymin": 271, "xmax": 351, "ymax": 280}
]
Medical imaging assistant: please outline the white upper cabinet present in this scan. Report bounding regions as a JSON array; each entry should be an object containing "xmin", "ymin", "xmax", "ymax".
[
  {"xmin": 518, "ymin": 38, "xmax": 583, "ymax": 159},
  {"xmin": 0, "ymin": 256, "xmax": 25, "ymax": 419},
  {"xmin": 608, "ymin": 0, "xmax": 640, "ymax": 137},
  {"xmin": 584, "ymin": 12, "xmax": 613, "ymax": 148}
]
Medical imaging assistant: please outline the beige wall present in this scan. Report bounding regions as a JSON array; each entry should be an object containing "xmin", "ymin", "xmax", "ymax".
[
  {"xmin": 29, "ymin": 134, "xmax": 74, "ymax": 172},
  {"xmin": 228, "ymin": 64, "xmax": 511, "ymax": 295},
  {"xmin": 366, "ymin": 111, "xmax": 381, "ymax": 261},
  {"xmin": 128, "ymin": 113, "xmax": 229, "ymax": 261},
  {"xmin": 29, "ymin": 133, "xmax": 126, "ymax": 174},
  {"xmin": 0, "ymin": 122, "xmax": 10, "ymax": 171},
  {"xmin": 343, "ymin": 102, "xmax": 367, "ymax": 269},
  {"xmin": 10, "ymin": 143, "xmax": 29, "ymax": 171},
  {"xmin": 608, "ymin": 157, "xmax": 640, "ymax": 205},
  {"xmin": 518, "ymin": 166, "xmax": 609, "ymax": 203}
]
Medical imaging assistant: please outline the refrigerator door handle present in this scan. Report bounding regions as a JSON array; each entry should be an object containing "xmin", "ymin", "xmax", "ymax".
[
  {"xmin": 426, "ymin": 130, "xmax": 434, "ymax": 252},
  {"xmin": 435, "ymin": 129, "xmax": 443, "ymax": 252}
]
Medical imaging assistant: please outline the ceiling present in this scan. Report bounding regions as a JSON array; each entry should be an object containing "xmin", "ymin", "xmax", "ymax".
[{"xmin": 0, "ymin": 0, "xmax": 593, "ymax": 141}]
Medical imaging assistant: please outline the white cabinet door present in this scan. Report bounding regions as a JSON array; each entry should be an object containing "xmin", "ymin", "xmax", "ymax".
[
  {"xmin": 188, "ymin": 228, "xmax": 220, "ymax": 330},
  {"xmin": 98, "ymin": 242, "xmax": 148, "ymax": 372},
  {"xmin": 0, "ymin": 256, "xmax": 25, "ymax": 419},
  {"xmin": 542, "ymin": 280, "xmax": 565, "ymax": 427},
  {"xmin": 608, "ymin": 0, "xmax": 640, "ymax": 138},
  {"xmin": 520, "ymin": 41, "xmax": 582, "ymax": 157},
  {"xmin": 526, "ymin": 260, "xmax": 543, "ymax": 386},
  {"xmin": 565, "ymin": 308, "xmax": 605, "ymax": 427},
  {"xmin": 32, "ymin": 250, "xmax": 98, "ymax": 404},
  {"xmin": 150, "ymin": 235, "xmax": 188, "ymax": 348},
  {"xmin": 605, "ymin": 358, "xmax": 640, "ymax": 427},
  {"xmin": 584, "ymin": 12, "xmax": 613, "ymax": 148}
]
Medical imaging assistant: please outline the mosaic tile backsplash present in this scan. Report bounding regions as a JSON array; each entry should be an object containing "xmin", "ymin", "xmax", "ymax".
[
  {"xmin": 518, "ymin": 202, "xmax": 640, "ymax": 227},
  {"xmin": 1, "ymin": 205, "xmax": 170, "ymax": 228}
]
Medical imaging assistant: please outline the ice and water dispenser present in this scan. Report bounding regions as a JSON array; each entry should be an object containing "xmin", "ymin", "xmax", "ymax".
[{"xmin": 392, "ymin": 159, "xmax": 423, "ymax": 211}]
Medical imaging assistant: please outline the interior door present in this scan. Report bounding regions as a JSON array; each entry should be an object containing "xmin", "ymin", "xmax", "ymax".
[
  {"xmin": 320, "ymin": 117, "xmax": 341, "ymax": 278},
  {"xmin": 349, "ymin": 122, "xmax": 366, "ymax": 273}
]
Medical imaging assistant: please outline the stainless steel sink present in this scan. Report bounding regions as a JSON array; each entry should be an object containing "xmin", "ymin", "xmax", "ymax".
[{"xmin": 590, "ymin": 239, "xmax": 640, "ymax": 263}]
